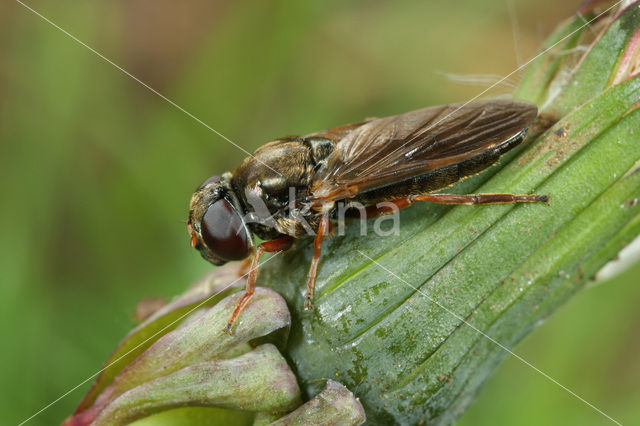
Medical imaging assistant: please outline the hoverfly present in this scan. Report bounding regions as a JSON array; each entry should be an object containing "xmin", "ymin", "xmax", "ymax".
[{"xmin": 187, "ymin": 100, "xmax": 548, "ymax": 334}]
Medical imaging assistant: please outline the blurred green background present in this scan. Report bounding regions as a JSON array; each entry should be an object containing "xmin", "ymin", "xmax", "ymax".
[{"xmin": 1, "ymin": 0, "xmax": 638, "ymax": 424}]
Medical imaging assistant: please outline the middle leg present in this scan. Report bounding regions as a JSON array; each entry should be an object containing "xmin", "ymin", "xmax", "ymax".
[{"xmin": 304, "ymin": 214, "xmax": 331, "ymax": 309}]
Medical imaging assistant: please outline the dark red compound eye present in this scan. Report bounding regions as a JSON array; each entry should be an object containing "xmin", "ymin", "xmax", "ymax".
[{"xmin": 201, "ymin": 199, "xmax": 249, "ymax": 261}]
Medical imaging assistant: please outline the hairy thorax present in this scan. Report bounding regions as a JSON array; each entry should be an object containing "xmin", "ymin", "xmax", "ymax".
[{"xmin": 231, "ymin": 137, "xmax": 335, "ymax": 239}]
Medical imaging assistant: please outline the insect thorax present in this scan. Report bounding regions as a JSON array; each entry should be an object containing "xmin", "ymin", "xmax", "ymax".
[{"xmin": 231, "ymin": 137, "xmax": 334, "ymax": 239}]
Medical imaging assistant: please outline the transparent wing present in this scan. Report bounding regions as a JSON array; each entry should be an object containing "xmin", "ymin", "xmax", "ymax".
[{"xmin": 308, "ymin": 100, "xmax": 537, "ymax": 202}]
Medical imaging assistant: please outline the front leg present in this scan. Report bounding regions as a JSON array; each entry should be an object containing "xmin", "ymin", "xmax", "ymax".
[{"xmin": 223, "ymin": 236, "xmax": 294, "ymax": 335}]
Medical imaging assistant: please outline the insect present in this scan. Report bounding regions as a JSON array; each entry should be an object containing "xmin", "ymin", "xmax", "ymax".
[{"xmin": 187, "ymin": 100, "xmax": 549, "ymax": 334}]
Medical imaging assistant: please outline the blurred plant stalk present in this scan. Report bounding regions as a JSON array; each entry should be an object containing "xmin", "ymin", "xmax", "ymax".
[{"xmin": 65, "ymin": 1, "xmax": 640, "ymax": 424}]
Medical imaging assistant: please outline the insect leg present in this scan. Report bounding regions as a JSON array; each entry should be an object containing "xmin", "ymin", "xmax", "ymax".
[
  {"xmin": 237, "ymin": 255, "xmax": 253, "ymax": 277},
  {"xmin": 363, "ymin": 192, "xmax": 547, "ymax": 219},
  {"xmin": 304, "ymin": 214, "xmax": 331, "ymax": 310},
  {"xmin": 223, "ymin": 236, "xmax": 294, "ymax": 335},
  {"xmin": 409, "ymin": 193, "xmax": 549, "ymax": 205}
]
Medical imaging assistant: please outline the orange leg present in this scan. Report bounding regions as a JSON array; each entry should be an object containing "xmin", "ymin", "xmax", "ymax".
[
  {"xmin": 409, "ymin": 192, "xmax": 549, "ymax": 205},
  {"xmin": 223, "ymin": 236, "xmax": 294, "ymax": 335},
  {"xmin": 304, "ymin": 214, "xmax": 331, "ymax": 310},
  {"xmin": 237, "ymin": 255, "xmax": 253, "ymax": 277},
  {"xmin": 362, "ymin": 192, "xmax": 548, "ymax": 219}
]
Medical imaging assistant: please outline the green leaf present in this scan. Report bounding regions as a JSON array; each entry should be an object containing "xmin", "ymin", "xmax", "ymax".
[
  {"xmin": 67, "ymin": 287, "xmax": 292, "ymax": 425},
  {"xmin": 268, "ymin": 380, "xmax": 365, "ymax": 426},
  {"xmin": 98, "ymin": 287, "xmax": 289, "ymax": 409},
  {"xmin": 253, "ymin": 10, "xmax": 640, "ymax": 423},
  {"xmin": 93, "ymin": 345, "xmax": 300, "ymax": 426}
]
